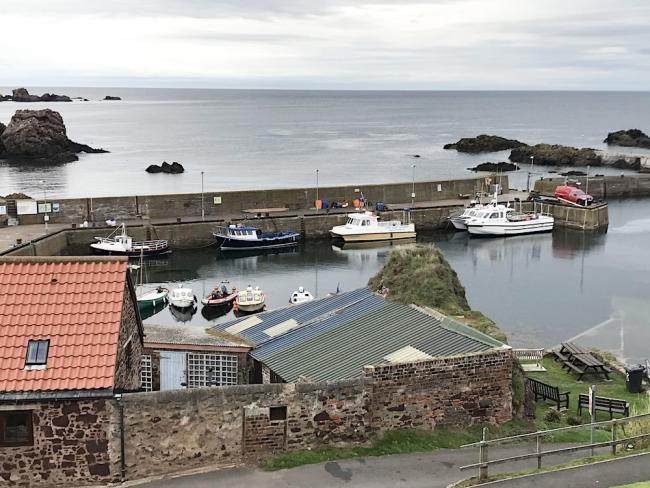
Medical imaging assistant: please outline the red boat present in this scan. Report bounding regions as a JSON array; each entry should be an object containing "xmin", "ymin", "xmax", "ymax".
[
  {"xmin": 201, "ymin": 282, "xmax": 237, "ymax": 306},
  {"xmin": 553, "ymin": 185, "xmax": 593, "ymax": 206}
]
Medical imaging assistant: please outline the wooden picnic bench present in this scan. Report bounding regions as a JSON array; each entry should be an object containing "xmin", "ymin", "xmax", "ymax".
[
  {"xmin": 526, "ymin": 377, "xmax": 570, "ymax": 410},
  {"xmin": 554, "ymin": 342, "xmax": 612, "ymax": 381},
  {"xmin": 577, "ymin": 394, "xmax": 629, "ymax": 419}
]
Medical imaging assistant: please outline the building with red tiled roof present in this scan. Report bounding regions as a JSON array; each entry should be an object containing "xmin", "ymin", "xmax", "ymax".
[{"xmin": 0, "ymin": 256, "xmax": 143, "ymax": 486}]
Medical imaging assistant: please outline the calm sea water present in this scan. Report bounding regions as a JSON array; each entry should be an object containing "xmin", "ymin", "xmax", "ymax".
[
  {"xmin": 1, "ymin": 88, "xmax": 649, "ymax": 198},
  {"xmin": 64, "ymin": 199, "xmax": 650, "ymax": 364}
]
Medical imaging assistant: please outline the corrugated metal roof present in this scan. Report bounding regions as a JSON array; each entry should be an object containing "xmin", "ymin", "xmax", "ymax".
[
  {"xmin": 212, "ymin": 287, "xmax": 375, "ymax": 345},
  {"xmin": 0, "ymin": 256, "xmax": 130, "ymax": 393},
  {"xmin": 251, "ymin": 294, "xmax": 504, "ymax": 383}
]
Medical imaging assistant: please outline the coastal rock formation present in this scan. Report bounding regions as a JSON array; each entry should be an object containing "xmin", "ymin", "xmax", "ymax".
[
  {"xmin": 444, "ymin": 134, "xmax": 527, "ymax": 153},
  {"xmin": 103, "ymin": 96, "xmax": 122, "ymax": 101},
  {"xmin": 11, "ymin": 87, "xmax": 72, "ymax": 102},
  {"xmin": 559, "ymin": 170, "xmax": 587, "ymax": 177},
  {"xmin": 0, "ymin": 94, "xmax": 11, "ymax": 102},
  {"xmin": 0, "ymin": 123, "xmax": 5, "ymax": 152},
  {"xmin": 469, "ymin": 161, "xmax": 519, "ymax": 172},
  {"xmin": 604, "ymin": 129, "xmax": 650, "ymax": 149},
  {"xmin": 509, "ymin": 144, "xmax": 602, "ymax": 167},
  {"xmin": 0, "ymin": 109, "xmax": 107, "ymax": 163},
  {"xmin": 146, "ymin": 161, "xmax": 185, "ymax": 174}
]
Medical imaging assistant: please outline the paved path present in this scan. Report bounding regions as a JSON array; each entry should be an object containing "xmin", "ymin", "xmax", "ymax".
[
  {"xmin": 0, "ymin": 223, "xmax": 68, "ymax": 253},
  {"xmin": 130, "ymin": 444, "xmax": 616, "ymax": 488}
]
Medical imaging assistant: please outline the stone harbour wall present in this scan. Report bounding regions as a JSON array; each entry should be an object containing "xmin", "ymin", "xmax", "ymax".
[
  {"xmin": 0, "ymin": 399, "xmax": 118, "ymax": 487},
  {"xmin": 120, "ymin": 349, "xmax": 512, "ymax": 480}
]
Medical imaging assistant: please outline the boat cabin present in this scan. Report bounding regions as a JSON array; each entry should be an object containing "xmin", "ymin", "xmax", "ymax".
[
  {"xmin": 226, "ymin": 225, "xmax": 261, "ymax": 240},
  {"xmin": 345, "ymin": 212, "xmax": 379, "ymax": 227}
]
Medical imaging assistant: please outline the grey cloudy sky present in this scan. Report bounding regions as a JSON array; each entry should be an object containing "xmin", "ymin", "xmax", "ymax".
[{"xmin": 1, "ymin": 0, "xmax": 649, "ymax": 90}]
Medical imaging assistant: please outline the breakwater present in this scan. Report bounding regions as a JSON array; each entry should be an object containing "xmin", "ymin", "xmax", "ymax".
[
  {"xmin": 10, "ymin": 176, "xmax": 508, "ymax": 225},
  {"xmin": 534, "ymin": 174, "xmax": 650, "ymax": 199}
]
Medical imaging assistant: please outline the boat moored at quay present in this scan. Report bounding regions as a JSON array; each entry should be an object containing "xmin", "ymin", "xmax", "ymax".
[
  {"xmin": 466, "ymin": 207, "xmax": 554, "ymax": 236},
  {"xmin": 213, "ymin": 225, "xmax": 300, "ymax": 251},
  {"xmin": 330, "ymin": 211, "xmax": 416, "ymax": 242},
  {"xmin": 91, "ymin": 223, "xmax": 170, "ymax": 257}
]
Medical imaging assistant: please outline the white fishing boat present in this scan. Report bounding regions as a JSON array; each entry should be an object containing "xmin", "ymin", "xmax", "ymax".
[
  {"xmin": 289, "ymin": 286, "xmax": 314, "ymax": 305},
  {"xmin": 168, "ymin": 283, "xmax": 196, "ymax": 309},
  {"xmin": 330, "ymin": 211, "xmax": 415, "ymax": 242},
  {"xmin": 466, "ymin": 207, "xmax": 554, "ymax": 236},
  {"xmin": 91, "ymin": 223, "xmax": 169, "ymax": 257},
  {"xmin": 235, "ymin": 285, "xmax": 266, "ymax": 313}
]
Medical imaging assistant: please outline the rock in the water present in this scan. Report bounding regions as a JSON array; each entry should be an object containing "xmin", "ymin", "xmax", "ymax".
[
  {"xmin": 469, "ymin": 161, "xmax": 519, "ymax": 172},
  {"xmin": 145, "ymin": 161, "xmax": 185, "ymax": 174},
  {"xmin": 444, "ymin": 134, "xmax": 527, "ymax": 153},
  {"xmin": 0, "ymin": 94, "xmax": 11, "ymax": 102},
  {"xmin": 0, "ymin": 109, "xmax": 107, "ymax": 163},
  {"xmin": 611, "ymin": 158, "xmax": 641, "ymax": 170},
  {"xmin": 103, "ymin": 96, "xmax": 122, "ymax": 101},
  {"xmin": 10, "ymin": 87, "xmax": 71, "ymax": 102},
  {"xmin": 559, "ymin": 170, "xmax": 587, "ymax": 177},
  {"xmin": 40, "ymin": 93, "xmax": 72, "ymax": 102},
  {"xmin": 604, "ymin": 129, "xmax": 650, "ymax": 149},
  {"xmin": 0, "ymin": 123, "xmax": 5, "ymax": 153},
  {"xmin": 509, "ymin": 144, "xmax": 602, "ymax": 167}
]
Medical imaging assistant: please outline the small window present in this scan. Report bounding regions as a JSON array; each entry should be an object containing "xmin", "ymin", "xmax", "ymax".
[
  {"xmin": 0, "ymin": 411, "xmax": 33, "ymax": 447},
  {"xmin": 25, "ymin": 340, "xmax": 49, "ymax": 366},
  {"xmin": 269, "ymin": 406, "xmax": 287, "ymax": 421}
]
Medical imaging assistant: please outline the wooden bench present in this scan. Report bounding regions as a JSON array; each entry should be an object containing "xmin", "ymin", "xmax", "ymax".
[
  {"xmin": 527, "ymin": 378, "xmax": 570, "ymax": 410},
  {"xmin": 577, "ymin": 394, "xmax": 629, "ymax": 419},
  {"xmin": 514, "ymin": 348, "xmax": 546, "ymax": 372}
]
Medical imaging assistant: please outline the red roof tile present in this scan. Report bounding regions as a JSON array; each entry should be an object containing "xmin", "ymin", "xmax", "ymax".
[{"xmin": 0, "ymin": 256, "xmax": 130, "ymax": 393}]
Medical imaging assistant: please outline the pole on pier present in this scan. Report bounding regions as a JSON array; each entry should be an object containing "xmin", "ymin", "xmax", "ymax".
[
  {"xmin": 201, "ymin": 171, "xmax": 205, "ymax": 221},
  {"xmin": 411, "ymin": 164, "xmax": 416, "ymax": 207}
]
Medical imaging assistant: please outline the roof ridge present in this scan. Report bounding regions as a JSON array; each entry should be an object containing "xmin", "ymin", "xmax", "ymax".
[{"xmin": 0, "ymin": 256, "xmax": 128, "ymax": 263}]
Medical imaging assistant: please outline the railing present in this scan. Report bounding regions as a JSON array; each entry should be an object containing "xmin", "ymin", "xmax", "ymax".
[{"xmin": 459, "ymin": 412, "xmax": 650, "ymax": 482}]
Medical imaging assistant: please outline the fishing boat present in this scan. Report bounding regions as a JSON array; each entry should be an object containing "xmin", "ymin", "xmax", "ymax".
[
  {"xmin": 91, "ymin": 223, "xmax": 169, "ymax": 257},
  {"xmin": 466, "ymin": 207, "xmax": 554, "ymax": 236},
  {"xmin": 235, "ymin": 285, "xmax": 266, "ymax": 313},
  {"xmin": 213, "ymin": 225, "xmax": 299, "ymax": 251},
  {"xmin": 168, "ymin": 283, "xmax": 196, "ymax": 309},
  {"xmin": 330, "ymin": 211, "xmax": 415, "ymax": 242},
  {"xmin": 137, "ymin": 286, "xmax": 169, "ymax": 310},
  {"xmin": 201, "ymin": 281, "xmax": 238, "ymax": 307},
  {"xmin": 289, "ymin": 286, "xmax": 314, "ymax": 305}
]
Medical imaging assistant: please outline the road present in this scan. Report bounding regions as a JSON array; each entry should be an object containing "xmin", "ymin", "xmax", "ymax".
[{"xmin": 130, "ymin": 444, "xmax": 633, "ymax": 488}]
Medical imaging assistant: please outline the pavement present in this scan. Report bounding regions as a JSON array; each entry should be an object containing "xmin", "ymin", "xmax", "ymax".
[
  {"xmin": 126, "ymin": 444, "xmax": 640, "ymax": 488},
  {"xmin": 0, "ymin": 223, "xmax": 68, "ymax": 253}
]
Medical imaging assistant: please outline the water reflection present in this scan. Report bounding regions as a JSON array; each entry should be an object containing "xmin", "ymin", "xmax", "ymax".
[{"xmin": 169, "ymin": 304, "xmax": 198, "ymax": 323}]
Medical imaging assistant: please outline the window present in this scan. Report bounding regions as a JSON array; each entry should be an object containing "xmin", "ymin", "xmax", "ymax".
[
  {"xmin": 186, "ymin": 353, "xmax": 238, "ymax": 388},
  {"xmin": 490, "ymin": 213, "xmax": 499, "ymax": 219},
  {"xmin": 25, "ymin": 340, "xmax": 49, "ymax": 366},
  {"xmin": 140, "ymin": 355, "xmax": 152, "ymax": 392},
  {"xmin": 0, "ymin": 411, "xmax": 33, "ymax": 447},
  {"xmin": 269, "ymin": 406, "xmax": 287, "ymax": 421}
]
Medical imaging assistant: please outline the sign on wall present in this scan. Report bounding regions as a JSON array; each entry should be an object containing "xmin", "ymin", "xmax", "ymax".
[
  {"xmin": 16, "ymin": 200, "xmax": 37, "ymax": 215},
  {"xmin": 213, "ymin": 196, "xmax": 222, "ymax": 205},
  {"xmin": 37, "ymin": 203, "xmax": 53, "ymax": 213},
  {"xmin": 0, "ymin": 205, "xmax": 6, "ymax": 215}
]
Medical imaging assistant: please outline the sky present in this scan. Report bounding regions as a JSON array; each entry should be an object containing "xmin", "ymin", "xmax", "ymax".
[{"xmin": 1, "ymin": 0, "xmax": 650, "ymax": 90}]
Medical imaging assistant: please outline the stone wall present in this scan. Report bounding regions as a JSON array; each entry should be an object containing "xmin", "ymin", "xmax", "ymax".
[
  {"xmin": 120, "ymin": 349, "xmax": 512, "ymax": 480},
  {"xmin": 0, "ymin": 399, "xmax": 119, "ymax": 487},
  {"xmin": 114, "ymin": 280, "xmax": 144, "ymax": 392},
  {"xmin": 534, "ymin": 174, "xmax": 650, "ymax": 199}
]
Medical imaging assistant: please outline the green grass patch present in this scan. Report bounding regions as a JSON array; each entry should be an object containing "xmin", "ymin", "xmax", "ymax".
[{"xmin": 612, "ymin": 483, "xmax": 650, "ymax": 488}]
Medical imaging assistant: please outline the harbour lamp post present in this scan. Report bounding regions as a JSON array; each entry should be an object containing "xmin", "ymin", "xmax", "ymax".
[
  {"xmin": 411, "ymin": 164, "xmax": 416, "ymax": 207},
  {"xmin": 526, "ymin": 156, "xmax": 535, "ymax": 192},
  {"xmin": 315, "ymin": 169, "xmax": 319, "ymax": 211},
  {"xmin": 201, "ymin": 171, "xmax": 205, "ymax": 221},
  {"xmin": 586, "ymin": 165, "xmax": 590, "ymax": 197},
  {"xmin": 39, "ymin": 180, "xmax": 48, "ymax": 233}
]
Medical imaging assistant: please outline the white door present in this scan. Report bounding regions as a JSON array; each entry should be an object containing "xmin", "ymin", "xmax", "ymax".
[{"xmin": 159, "ymin": 351, "xmax": 187, "ymax": 390}]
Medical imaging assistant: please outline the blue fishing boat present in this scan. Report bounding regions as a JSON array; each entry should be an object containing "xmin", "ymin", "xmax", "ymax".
[{"xmin": 213, "ymin": 225, "xmax": 300, "ymax": 251}]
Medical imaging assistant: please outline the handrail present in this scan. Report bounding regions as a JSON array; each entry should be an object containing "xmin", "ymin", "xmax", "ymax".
[{"xmin": 461, "ymin": 412, "xmax": 650, "ymax": 447}]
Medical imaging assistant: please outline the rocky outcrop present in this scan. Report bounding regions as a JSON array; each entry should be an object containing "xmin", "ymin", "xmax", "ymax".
[
  {"xmin": 0, "ymin": 109, "xmax": 108, "ymax": 163},
  {"xmin": 0, "ymin": 123, "xmax": 5, "ymax": 153},
  {"xmin": 103, "ymin": 96, "xmax": 122, "ymax": 101},
  {"xmin": 559, "ymin": 170, "xmax": 587, "ymax": 176},
  {"xmin": 604, "ymin": 129, "xmax": 650, "ymax": 149},
  {"xmin": 146, "ymin": 161, "xmax": 184, "ymax": 174},
  {"xmin": 10, "ymin": 87, "xmax": 71, "ymax": 102},
  {"xmin": 469, "ymin": 161, "xmax": 519, "ymax": 172},
  {"xmin": 444, "ymin": 134, "xmax": 527, "ymax": 153},
  {"xmin": 509, "ymin": 144, "xmax": 602, "ymax": 167}
]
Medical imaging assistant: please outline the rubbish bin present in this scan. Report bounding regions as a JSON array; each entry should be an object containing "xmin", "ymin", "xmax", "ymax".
[
  {"xmin": 625, "ymin": 364, "xmax": 645, "ymax": 393},
  {"xmin": 375, "ymin": 201, "xmax": 385, "ymax": 211}
]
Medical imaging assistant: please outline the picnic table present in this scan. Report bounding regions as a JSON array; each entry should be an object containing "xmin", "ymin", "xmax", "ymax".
[{"xmin": 554, "ymin": 342, "xmax": 612, "ymax": 381}]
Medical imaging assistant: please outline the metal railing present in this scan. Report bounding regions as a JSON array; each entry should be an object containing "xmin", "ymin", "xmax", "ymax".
[{"xmin": 459, "ymin": 412, "xmax": 650, "ymax": 482}]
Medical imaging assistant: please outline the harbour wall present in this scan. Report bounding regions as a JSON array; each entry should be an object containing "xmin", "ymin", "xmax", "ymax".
[
  {"xmin": 534, "ymin": 174, "xmax": 650, "ymax": 199},
  {"xmin": 521, "ymin": 201, "xmax": 609, "ymax": 231},
  {"xmin": 14, "ymin": 176, "xmax": 508, "ymax": 225}
]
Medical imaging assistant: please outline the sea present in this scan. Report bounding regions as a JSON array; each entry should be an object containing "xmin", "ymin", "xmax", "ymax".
[
  {"xmin": 1, "ymin": 88, "xmax": 650, "ymax": 198},
  {"xmin": 5, "ymin": 88, "xmax": 650, "ymax": 362}
]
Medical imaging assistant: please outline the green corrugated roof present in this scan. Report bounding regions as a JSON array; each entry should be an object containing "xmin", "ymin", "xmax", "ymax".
[{"xmin": 258, "ymin": 300, "xmax": 504, "ymax": 383}]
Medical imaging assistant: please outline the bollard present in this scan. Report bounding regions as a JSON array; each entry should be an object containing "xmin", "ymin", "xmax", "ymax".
[
  {"xmin": 479, "ymin": 427, "xmax": 489, "ymax": 482},
  {"xmin": 612, "ymin": 421, "xmax": 617, "ymax": 455},
  {"xmin": 16, "ymin": 238, "xmax": 22, "ymax": 245},
  {"xmin": 536, "ymin": 434, "xmax": 542, "ymax": 469}
]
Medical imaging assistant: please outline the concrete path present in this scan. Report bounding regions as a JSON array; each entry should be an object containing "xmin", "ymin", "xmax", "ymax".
[
  {"xmin": 129, "ymin": 444, "xmax": 616, "ymax": 488},
  {"xmin": 0, "ymin": 223, "xmax": 68, "ymax": 253}
]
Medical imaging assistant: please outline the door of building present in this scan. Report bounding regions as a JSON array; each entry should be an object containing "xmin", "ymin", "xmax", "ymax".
[{"xmin": 159, "ymin": 351, "xmax": 187, "ymax": 390}]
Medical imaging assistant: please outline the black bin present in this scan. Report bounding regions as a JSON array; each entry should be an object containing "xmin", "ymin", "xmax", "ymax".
[{"xmin": 625, "ymin": 364, "xmax": 645, "ymax": 393}]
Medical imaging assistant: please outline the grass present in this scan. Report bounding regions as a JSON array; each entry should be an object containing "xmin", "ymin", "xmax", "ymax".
[{"xmin": 612, "ymin": 483, "xmax": 650, "ymax": 488}]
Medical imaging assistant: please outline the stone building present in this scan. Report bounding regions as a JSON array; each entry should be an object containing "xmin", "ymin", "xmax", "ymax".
[
  {"xmin": 0, "ymin": 256, "xmax": 143, "ymax": 487},
  {"xmin": 140, "ymin": 324, "xmax": 252, "ymax": 391}
]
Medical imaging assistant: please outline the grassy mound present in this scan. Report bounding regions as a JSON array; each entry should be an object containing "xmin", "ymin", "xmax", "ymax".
[{"xmin": 368, "ymin": 245, "xmax": 507, "ymax": 342}]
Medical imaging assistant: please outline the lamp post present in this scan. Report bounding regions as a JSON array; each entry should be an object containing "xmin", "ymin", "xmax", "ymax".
[
  {"xmin": 201, "ymin": 171, "xmax": 205, "ymax": 221},
  {"xmin": 39, "ymin": 180, "xmax": 48, "ymax": 233},
  {"xmin": 314, "ymin": 169, "xmax": 319, "ymax": 212},
  {"xmin": 586, "ymin": 165, "xmax": 590, "ymax": 197},
  {"xmin": 526, "ymin": 156, "xmax": 535, "ymax": 192},
  {"xmin": 411, "ymin": 164, "xmax": 416, "ymax": 207}
]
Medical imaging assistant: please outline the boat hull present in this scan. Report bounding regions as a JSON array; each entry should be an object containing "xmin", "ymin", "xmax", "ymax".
[
  {"xmin": 330, "ymin": 231, "xmax": 417, "ymax": 243},
  {"xmin": 236, "ymin": 302, "xmax": 265, "ymax": 313},
  {"xmin": 450, "ymin": 217, "xmax": 468, "ymax": 230},
  {"xmin": 91, "ymin": 244, "xmax": 171, "ymax": 257},
  {"xmin": 467, "ymin": 221, "xmax": 554, "ymax": 236},
  {"xmin": 169, "ymin": 299, "xmax": 195, "ymax": 309},
  {"xmin": 201, "ymin": 292, "xmax": 237, "ymax": 306}
]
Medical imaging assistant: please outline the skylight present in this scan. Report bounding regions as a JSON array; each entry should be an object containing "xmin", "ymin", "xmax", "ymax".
[{"xmin": 25, "ymin": 340, "xmax": 49, "ymax": 366}]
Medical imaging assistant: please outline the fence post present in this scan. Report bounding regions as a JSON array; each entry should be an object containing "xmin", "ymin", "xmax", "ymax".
[
  {"xmin": 479, "ymin": 427, "xmax": 489, "ymax": 482},
  {"xmin": 611, "ymin": 421, "xmax": 617, "ymax": 455},
  {"xmin": 536, "ymin": 434, "xmax": 542, "ymax": 469}
]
